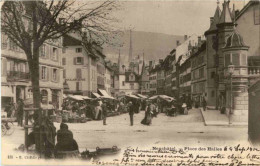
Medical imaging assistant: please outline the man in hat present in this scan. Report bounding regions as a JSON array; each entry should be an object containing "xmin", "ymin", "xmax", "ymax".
[{"xmin": 128, "ymin": 101, "xmax": 135, "ymax": 126}]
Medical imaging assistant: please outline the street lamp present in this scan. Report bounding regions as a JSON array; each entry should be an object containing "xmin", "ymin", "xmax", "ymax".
[{"xmin": 228, "ymin": 64, "xmax": 235, "ymax": 125}]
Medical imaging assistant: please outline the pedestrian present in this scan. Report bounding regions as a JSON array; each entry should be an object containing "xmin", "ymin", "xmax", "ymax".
[
  {"xmin": 101, "ymin": 101, "xmax": 107, "ymax": 125},
  {"xmin": 128, "ymin": 101, "xmax": 135, "ymax": 126},
  {"xmin": 17, "ymin": 99, "xmax": 24, "ymax": 126},
  {"xmin": 202, "ymin": 97, "xmax": 207, "ymax": 111},
  {"xmin": 141, "ymin": 101, "xmax": 154, "ymax": 125}
]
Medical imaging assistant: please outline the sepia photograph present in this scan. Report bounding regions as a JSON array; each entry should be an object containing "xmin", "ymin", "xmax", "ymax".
[{"xmin": 1, "ymin": 0, "xmax": 260, "ymax": 165}]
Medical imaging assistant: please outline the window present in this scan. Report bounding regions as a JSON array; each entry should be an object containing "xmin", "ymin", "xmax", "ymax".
[
  {"xmin": 211, "ymin": 90, "xmax": 215, "ymax": 97},
  {"xmin": 52, "ymin": 47, "xmax": 58, "ymax": 61},
  {"xmin": 211, "ymin": 72, "xmax": 215, "ymax": 78},
  {"xmin": 122, "ymin": 81, "xmax": 125, "ymax": 86},
  {"xmin": 224, "ymin": 54, "xmax": 231, "ymax": 67},
  {"xmin": 232, "ymin": 53, "xmax": 240, "ymax": 66},
  {"xmin": 74, "ymin": 57, "xmax": 84, "ymax": 65},
  {"xmin": 52, "ymin": 69, "xmax": 57, "ymax": 81},
  {"xmin": 62, "ymin": 58, "xmax": 66, "ymax": 65},
  {"xmin": 76, "ymin": 68, "xmax": 82, "ymax": 79},
  {"xmin": 63, "ymin": 69, "xmax": 66, "ymax": 78},
  {"xmin": 40, "ymin": 44, "xmax": 46, "ymax": 58},
  {"xmin": 41, "ymin": 90, "xmax": 48, "ymax": 105},
  {"xmin": 76, "ymin": 48, "xmax": 82, "ymax": 53},
  {"xmin": 241, "ymin": 54, "xmax": 247, "ymax": 66},
  {"xmin": 76, "ymin": 82, "xmax": 82, "ymax": 91},
  {"xmin": 254, "ymin": 5, "xmax": 260, "ymax": 25},
  {"xmin": 41, "ymin": 66, "xmax": 48, "ymax": 80},
  {"xmin": 130, "ymin": 83, "xmax": 134, "ymax": 90},
  {"xmin": 1, "ymin": 34, "xmax": 8, "ymax": 49},
  {"xmin": 62, "ymin": 47, "xmax": 66, "ymax": 53}
]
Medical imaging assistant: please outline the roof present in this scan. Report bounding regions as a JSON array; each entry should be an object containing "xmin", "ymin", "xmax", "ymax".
[
  {"xmin": 63, "ymin": 35, "xmax": 82, "ymax": 46},
  {"xmin": 207, "ymin": 4, "xmax": 221, "ymax": 32},
  {"xmin": 236, "ymin": 1, "xmax": 259, "ymax": 20},
  {"xmin": 218, "ymin": 0, "xmax": 233, "ymax": 24},
  {"xmin": 248, "ymin": 56, "xmax": 260, "ymax": 66},
  {"xmin": 223, "ymin": 29, "xmax": 249, "ymax": 50}
]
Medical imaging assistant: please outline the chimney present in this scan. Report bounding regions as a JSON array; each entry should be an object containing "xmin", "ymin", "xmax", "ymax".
[
  {"xmin": 198, "ymin": 36, "xmax": 202, "ymax": 47},
  {"xmin": 176, "ymin": 40, "xmax": 180, "ymax": 46},
  {"xmin": 149, "ymin": 61, "xmax": 153, "ymax": 68},
  {"xmin": 188, "ymin": 41, "xmax": 192, "ymax": 51},
  {"xmin": 184, "ymin": 35, "xmax": 188, "ymax": 41},
  {"xmin": 210, "ymin": 17, "xmax": 214, "ymax": 24}
]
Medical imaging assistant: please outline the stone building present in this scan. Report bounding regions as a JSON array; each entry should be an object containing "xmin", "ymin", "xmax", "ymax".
[
  {"xmin": 204, "ymin": 0, "xmax": 260, "ymax": 123},
  {"xmin": 62, "ymin": 34, "xmax": 98, "ymax": 96},
  {"xmin": 190, "ymin": 41, "xmax": 207, "ymax": 106},
  {"xmin": 139, "ymin": 54, "xmax": 150, "ymax": 95},
  {"xmin": 1, "ymin": 34, "xmax": 63, "ymax": 109}
]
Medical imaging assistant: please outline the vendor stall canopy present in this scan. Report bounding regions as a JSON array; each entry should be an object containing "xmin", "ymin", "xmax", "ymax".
[
  {"xmin": 136, "ymin": 94, "xmax": 147, "ymax": 99},
  {"xmin": 67, "ymin": 95, "xmax": 91, "ymax": 101},
  {"xmin": 98, "ymin": 89, "xmax": 115, "ymax": 99},
  {"xmin": 92, "ymin": 93, "xmax": 101, "ymax": 98},
  {"xmin": 126, "ymin": 94, "xmax": 140, "ymax": 99},
  {"xmin": 149, "ymin": 95, "xmax": 175, "ymax": 101}
]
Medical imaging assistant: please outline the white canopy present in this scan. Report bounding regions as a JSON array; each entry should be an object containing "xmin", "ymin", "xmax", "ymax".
[
  {"xmin": 149, "ymin": 95, "xmax": 159, "ymax": 100},
  {"xmin": 136, "ymin": 94, "xmax": 147, "ymax": 99},
  {"xmin": 92, "ymin": 93, "xmax": 101, "ymax": 98},
  {"xmin": 149, "ymin": 95, "xmax": 175, "ymax": 101},
  {"xmin": 68, "ymin": 95, "xmax": 84, "ymax": 101},
  {"xmin": 126, "ymin": 94, "xmax": 140, "ymax": 99},
  {"xmin": 100, "ymin": 96, "xmax": 115, "ymax": 100},
  {"xmin": 98, "ymin": 89, "xmax": 115, "ymax": 99}
]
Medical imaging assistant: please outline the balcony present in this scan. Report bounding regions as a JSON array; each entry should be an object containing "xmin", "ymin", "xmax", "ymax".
[
  {"xmin": 248, "ymin": 66, "xmax": 260, "ymax": 76},
  {"xmin": 7, "ymin": 71, "xmax": 30, "ymax": 81}
]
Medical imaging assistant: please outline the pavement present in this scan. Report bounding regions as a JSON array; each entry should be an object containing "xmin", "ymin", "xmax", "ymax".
[
  {"xmin": 1, "ymin": 108, "xmax": 249, "ymax": 165},
  {"xmin": 200, "ymin": 107, "xmax": 248, "ymax": 126}
]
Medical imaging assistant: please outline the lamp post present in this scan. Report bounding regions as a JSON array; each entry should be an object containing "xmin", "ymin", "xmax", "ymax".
[{"xmin": 228, "ymin": 64, "xmax": 235, "ymax": 125}]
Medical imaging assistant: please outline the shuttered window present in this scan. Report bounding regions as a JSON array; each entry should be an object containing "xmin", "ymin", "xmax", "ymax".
[
  {"xmin": 76, "ymin": 82, "xmax": 82, "ymax": 91},
  {"xmin": 76, "ymin": 68, "xmax": 82, "ymax": 79},
  {"xmin": 224, "ymin": 54, "xmax": 231, "ymax": 67},
  {"xmin": 254, "ymin": 5, "xmax": 260, "ymax": 25},
  {"xmin": 62, "ymin": 58, "xmax": 66, "ymax": 65}
]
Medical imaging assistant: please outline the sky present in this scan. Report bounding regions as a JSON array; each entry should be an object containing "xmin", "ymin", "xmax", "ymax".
[{"xmin": 114, "ymin": 0, "xmax": 250, "ymax": 36}]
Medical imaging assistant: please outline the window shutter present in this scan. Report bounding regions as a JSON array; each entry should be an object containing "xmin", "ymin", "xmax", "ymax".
[
  {"xmin": 39, "ymin": 66, "xmax": 42, "ymax": 80},
  {"xmin": 81, "ymin": 57, "xmax": 84, "ymax": 65},
  {"xmin": 46, "ymin": 45, "xmax": 49, "ymax": 59},
  {"xmin": 74, "ymin": 57, "xmax": 76, "ymax": 65},
  {"xmin": 49, "ymin": 46, "xmax": 53, "ymax": 60},
  {"xmin": 63, "ymin": 69, "xmax": 66, "ymax": 79},
  {"xmin": 46, "ymin": 67, "xmax": 50, "ymax": 81},
  {"xmin": 50, "ymin": 68, "xmax": 53, "ymax": 81},
  {"xmin": 79, "ymin": 82, "xmax": 82, "ymax": 90},
  {"xmin": 2, "ymin": 58, "xmax": 7, "ymax": 76},
  {"xmin": 57, "ymin": 69, "xmax": 60, "ymax": 82},
  {"xmin": 62, "ymin": 58, "xmax": 66, "ymax": 65}
]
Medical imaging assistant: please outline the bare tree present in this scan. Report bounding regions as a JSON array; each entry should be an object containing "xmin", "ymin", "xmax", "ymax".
[{"xmin": 1, "ymin": 0, "xmax": 120, "ymax": 109}]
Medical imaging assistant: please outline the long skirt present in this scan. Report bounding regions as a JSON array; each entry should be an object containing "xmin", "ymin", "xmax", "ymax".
[{"xmin": 141, "ymin": 113, "xmax": 152, "ymax": 125}]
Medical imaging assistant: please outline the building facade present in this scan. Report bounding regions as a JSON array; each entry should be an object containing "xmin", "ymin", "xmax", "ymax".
[
  {"xmin": 190, "ymin": 42, "xmax": 207, "ymax": 105},
  {"xmin": 1, "ymin": 34, "xmax": 63, "ymax": 109}
]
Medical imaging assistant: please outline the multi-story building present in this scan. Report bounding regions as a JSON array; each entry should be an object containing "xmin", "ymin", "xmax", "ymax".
[
  {"xmin": 190, "ymin": 42, "xmax": 207, "ymax": 105},
  {"xmin": 204, "ymin": 0, "xmax": 260, "ymax": 123},
  {"xmin": 104, "ymin": 61, "xmax": 113, "ymax": 96},
  {"xmin": 139, "ymin": 56, "xmax": 150, "ymax": 95},
  {"xmin": 62, "ymin": 34, "xmax": 98, "ymax": 96},
  {"xmin": 179, "ymin": 57, "xmax": 191, "ymax": 97},
  {"xmin": 1, "ymin": 34, "xmax": 63, "ymax": 109},
  {"xmin": 149, "ymin": 64, "xmax": 158, "ymax": 96},
  {"xmin": 157, "ymin": 60, "xmax": 165, "ymax": 95},
  {"xmin": 163, "ymin": 54, "xmax": 175, "ymax": 97},
  {"xmin": 114, "ymin": 52, "xmax": 140, "ymax": 97}
]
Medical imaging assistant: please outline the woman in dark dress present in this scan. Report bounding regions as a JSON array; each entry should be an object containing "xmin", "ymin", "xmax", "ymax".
[{"xmin": 141, "ymin": 102, "xmax": 154, "ymax": 125}]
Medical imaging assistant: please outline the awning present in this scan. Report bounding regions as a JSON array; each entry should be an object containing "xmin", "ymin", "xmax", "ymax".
[
  {"xmin": 98, "ymin": 89, "xmax": 110, "ymax": 97},
  {"xmin": 92, "ymin": 93, "xmax": 101, "ymax": 98},
  {"xmin": 81, "ymin": 96, "xmax": 91, "ymax": 100},
  {"xmin": 136, "ymin": 94, "xmax": 147, "ymax": 99},
  {"xmin": 100, "ymin": 96, "xmax": 115, "ymax": 100},
  {"xmin": 158, "ymin": 95, "xmax": 175, "ymax": 101},
  {"xmin": 67, "ymin": 95, "xmax": 84, "ymax": 101},
  {"xmin": 126, "ymin": 94, "xmax": 140, "ymax": 99},
  {"xmin": 149, "ymin": 95, "xmax": 159, "ymax": 100},
  {"xmin": 1, "ymin": 86, "xmax": 13, "ymax": 97}
]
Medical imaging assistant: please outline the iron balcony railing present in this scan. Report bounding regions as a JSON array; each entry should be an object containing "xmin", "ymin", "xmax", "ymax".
[{"xmin": 7, "ymin": 71, "xmax": 30, "ymax": 81}]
